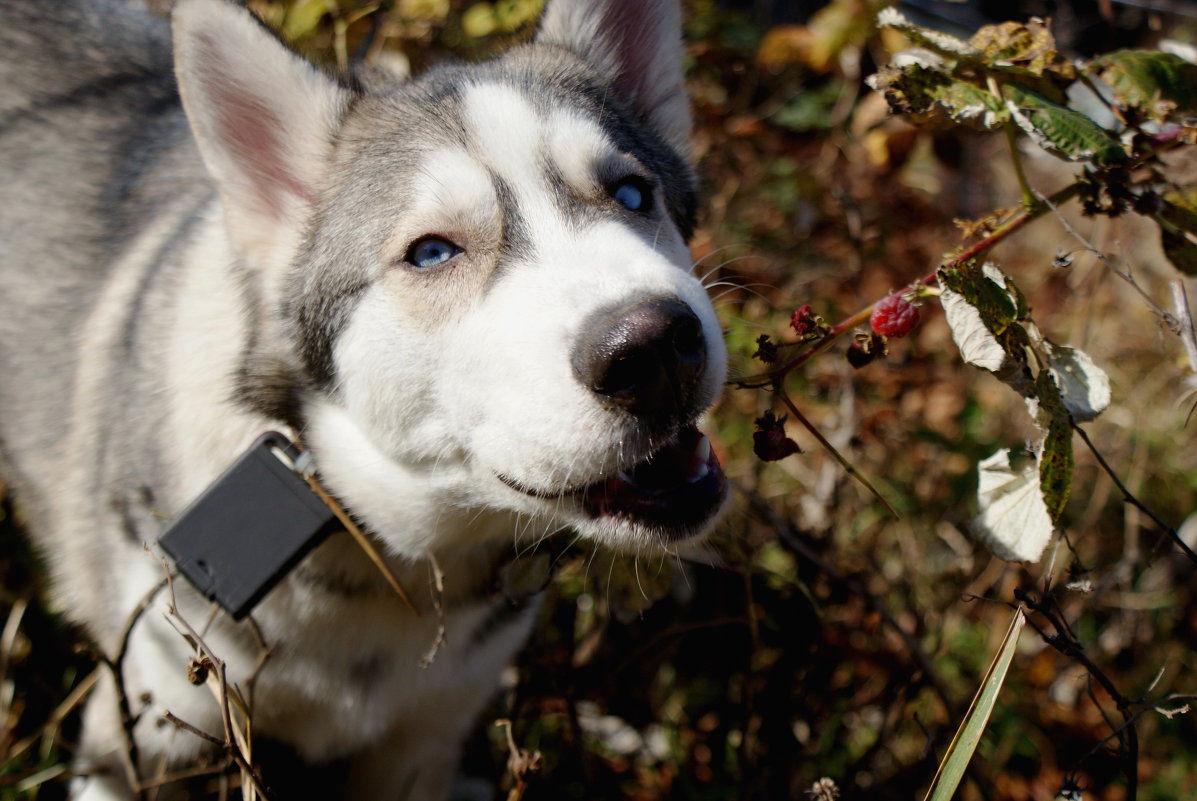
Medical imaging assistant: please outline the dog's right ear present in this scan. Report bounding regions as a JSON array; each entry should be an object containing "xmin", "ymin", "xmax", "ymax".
[
  {"xmin": 172, "ymin": 0, "xmax": 351, "ymax": 266},
  {"xmin": 536, "ymin": 0, "xmax": 690, "ymax": 159}
]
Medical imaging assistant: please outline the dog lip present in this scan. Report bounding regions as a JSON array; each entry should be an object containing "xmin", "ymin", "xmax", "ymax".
[
  {"xmin": 496, "ymin": 471, "xmax": 591, "ymax": 500},
  {"xmin": 497, "ymin": 426, "xmax": 727, "ymax": 537},
  {"xmin": 580, "ymin": 426, "xmax": 727, "ymax": 536}
]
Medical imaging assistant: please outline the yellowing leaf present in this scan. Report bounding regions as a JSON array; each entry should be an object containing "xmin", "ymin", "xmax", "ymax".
[
  {"xmin": 968, "ymin": 19, "xmax": 1075, "ymax": 84},
  {"xmin": 1090, "ymin": 49, "xmax": 1197, "ymax": 123}
]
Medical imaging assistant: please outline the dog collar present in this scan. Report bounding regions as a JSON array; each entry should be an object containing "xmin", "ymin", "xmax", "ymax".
[{"xmin": 160, "ymin": 431, "xmax": 417, "ymax": 620}]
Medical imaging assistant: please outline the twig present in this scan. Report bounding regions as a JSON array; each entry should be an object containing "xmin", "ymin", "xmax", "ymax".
[
  {"xmin": 160, "ymin": 712, "xmax": 224, "ymax": 748},
  {"xmin": 304, "ymin": 475, "xmax": 420, "ymax": 616},
  {"xmin": 1071, "ymin": 422, "xmax": 1197, "ymax": 565},
  {"xmin": 776, "ymin": 390, "xmax": 899, "ymax": 518},
  {"xmin": 497, "ymin": 718, "xmax": 541, "ymax": 801},
  {"xmin": 101, "ymin": 567, "xmax": 174, "ymax": 801},
  {"xmin": 419, "ymin": 553, "xmax": 447, "ymax": 668},
  {"xmin": 0, "ymin": 598, "xmax": 28, "ymax": 740},
  {"xmin": 1035, "ymin": 189, "xmax": 1175, "ymax": 324},
  {"xmin": 1169, "ymin": 280, "xmax": 1197, "ymax": 376},
  {"xmin": 157, "ymin": 557, "xmax": 269, "ymax": 801},
  {"xmin": 1015, "ymin": 588, "xmax": 1140, "ymax": 799}
]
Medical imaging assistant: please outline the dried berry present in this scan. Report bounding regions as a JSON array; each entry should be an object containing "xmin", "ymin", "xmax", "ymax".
[
  {"xmin": 186, "ymin": 656, "xmax": 212, "ymax": 686},
  {"xmin": 753, "ymin": 411, "xmax": 801, "ymax": 462},
  {"xmin": 753, "ymin": 334, "xmax": 778, "ymax": 363},
  {"xmin": 790, "ymin": 305, "xmax": 818, "ymax": 338},
  {"xmin": 846, "ymin": 341, "xmax": 876, "ymax": 368},
  {"xmin": 846, "ymin": 331, "xmax": 886, "ymax": 368},
  {"xmin": 870, "ymin": 295, "xmax": 920, "ymax": 338}
]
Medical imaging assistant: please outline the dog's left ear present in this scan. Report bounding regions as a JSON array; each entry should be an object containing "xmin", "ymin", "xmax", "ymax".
[
  {"xmin": 172, "ymin": 0, "xmax": 352, "ymax": 266},
  {"xmin": 536, "ymin": 0, "xmax": 690, "ymax": 158}
]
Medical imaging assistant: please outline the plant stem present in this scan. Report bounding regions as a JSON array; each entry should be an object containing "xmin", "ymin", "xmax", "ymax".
[
  {"xmin": 776, "ymin": 390, "xmax": 899, "ymax": 518},
  {"xmin": 733, "ymin": 183, "xmax": 1083, "ymax": 388}
]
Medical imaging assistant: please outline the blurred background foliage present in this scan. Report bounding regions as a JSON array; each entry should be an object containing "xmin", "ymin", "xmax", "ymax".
[{"xmin": 4, "ymin": 0, "xmax": 1197, "ymax": 799}]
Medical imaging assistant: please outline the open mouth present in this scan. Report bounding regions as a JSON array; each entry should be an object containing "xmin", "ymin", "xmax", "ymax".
[{"xmin": 500, "ymin": 425, "xmax": 727, "ymax": 538}]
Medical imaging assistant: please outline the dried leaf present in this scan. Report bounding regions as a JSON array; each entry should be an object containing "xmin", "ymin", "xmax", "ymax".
[
  {"xmin": 968, "ymin": 19, "xmax": 1076, "ymax": 85},
  {"xmin": 867, "ymin": 64, "xmax": 1007, "ymax": 131},
  {"xmin": 1153, "ymin": 189, "xmax": 1197, "ymax": 275}
]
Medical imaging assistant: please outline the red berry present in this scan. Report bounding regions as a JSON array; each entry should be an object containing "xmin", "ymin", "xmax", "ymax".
[{"xmin": 870, "ymin": 295, "xmax": 920, "ymax": 338}]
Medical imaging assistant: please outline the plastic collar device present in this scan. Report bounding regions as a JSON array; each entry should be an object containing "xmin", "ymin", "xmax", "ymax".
[{"xmin": 159, "ymin": 432, "xmax": 340, "ymax": 620}]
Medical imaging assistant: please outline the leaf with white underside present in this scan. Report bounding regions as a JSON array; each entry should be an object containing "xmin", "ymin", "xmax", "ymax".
[
  {"xmin": 1044, "ymin": 342, "xmax": 1111, "ymax": 422},
  {"xmin": 939, "ymin": 263, "xmax": 1025, "ymax": 373},
  {"xmin": 973, "ymin": 448, "xmax": 1054, "ymax": 562},
  {"xmin": 941, "ymin": 285, "xmax": 1008, "ymax": 371}
]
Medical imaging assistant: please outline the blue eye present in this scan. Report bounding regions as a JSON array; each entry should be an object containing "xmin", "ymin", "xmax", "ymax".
[
  {"xmin": 612, "ymin": 177, "xmax": 652, "ymax": 213},
  {"xmin": 406, "ymin": 237, "xmax": 460, "ymax": 270}
]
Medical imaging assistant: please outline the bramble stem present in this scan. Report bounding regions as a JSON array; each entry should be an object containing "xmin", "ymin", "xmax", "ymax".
[
  {"xmin": 776, "ymin": 390, "xmax": 899, "ymax": 518},
  {"xmin": 733, "ymin": 183, "xmax": 1082, "ymax": 388}
]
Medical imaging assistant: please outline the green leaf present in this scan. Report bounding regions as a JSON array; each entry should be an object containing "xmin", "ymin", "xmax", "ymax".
[
  {"xmin": 1034, "ymin": 371, "xmax": 1073, "ymax": 523},
  {"xmin": 924, "ymin": 607, "xmax": 1026, "ymax": 801},
  {"xmin": 1089, "ymin": 49, "xmax": 1197, "ymax": 123},
  {"xmin": 1002, "ymin": 83, "xmax": 1126, "ymax": 165}
]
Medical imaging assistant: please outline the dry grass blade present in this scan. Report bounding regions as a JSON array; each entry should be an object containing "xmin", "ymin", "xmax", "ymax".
[{"xmin": 924, "ymin": 607, "xmax": 1026, "ymax": 801}]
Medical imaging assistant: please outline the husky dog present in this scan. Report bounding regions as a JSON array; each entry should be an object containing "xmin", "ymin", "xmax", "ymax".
[{"xmin": 0, "ymin": 0, "xmax": 728, "ymax": 797}]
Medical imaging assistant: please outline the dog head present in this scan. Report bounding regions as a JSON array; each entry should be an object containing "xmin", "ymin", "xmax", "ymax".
[{"xmin": 173, "ymin": 0, "xmax": 729, "ymax": 555}]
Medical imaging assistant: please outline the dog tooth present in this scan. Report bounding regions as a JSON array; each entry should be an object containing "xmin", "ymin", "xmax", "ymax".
[
  {"xmin": 688, "ymin": 462, "xmax": 710, "ymax": 483},
  {"xmin": 693, "ymin": 435, "xmax": 711, "ymax": 463}
]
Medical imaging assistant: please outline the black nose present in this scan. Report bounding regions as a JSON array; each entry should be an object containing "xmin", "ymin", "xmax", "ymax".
[{"xmin": 571, "ymin": 296, "xmax": 707, "ymax": 424}]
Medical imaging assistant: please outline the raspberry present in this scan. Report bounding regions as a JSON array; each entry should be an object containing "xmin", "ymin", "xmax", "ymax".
[{"xmin": 870, "ymin": 294, "xmax": 920, "ymax": 338}]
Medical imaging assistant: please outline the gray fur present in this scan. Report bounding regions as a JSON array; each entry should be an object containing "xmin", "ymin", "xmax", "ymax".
[{"xmin": 0, "ymin": 0, "xmax": 723, "ymax": 797}]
